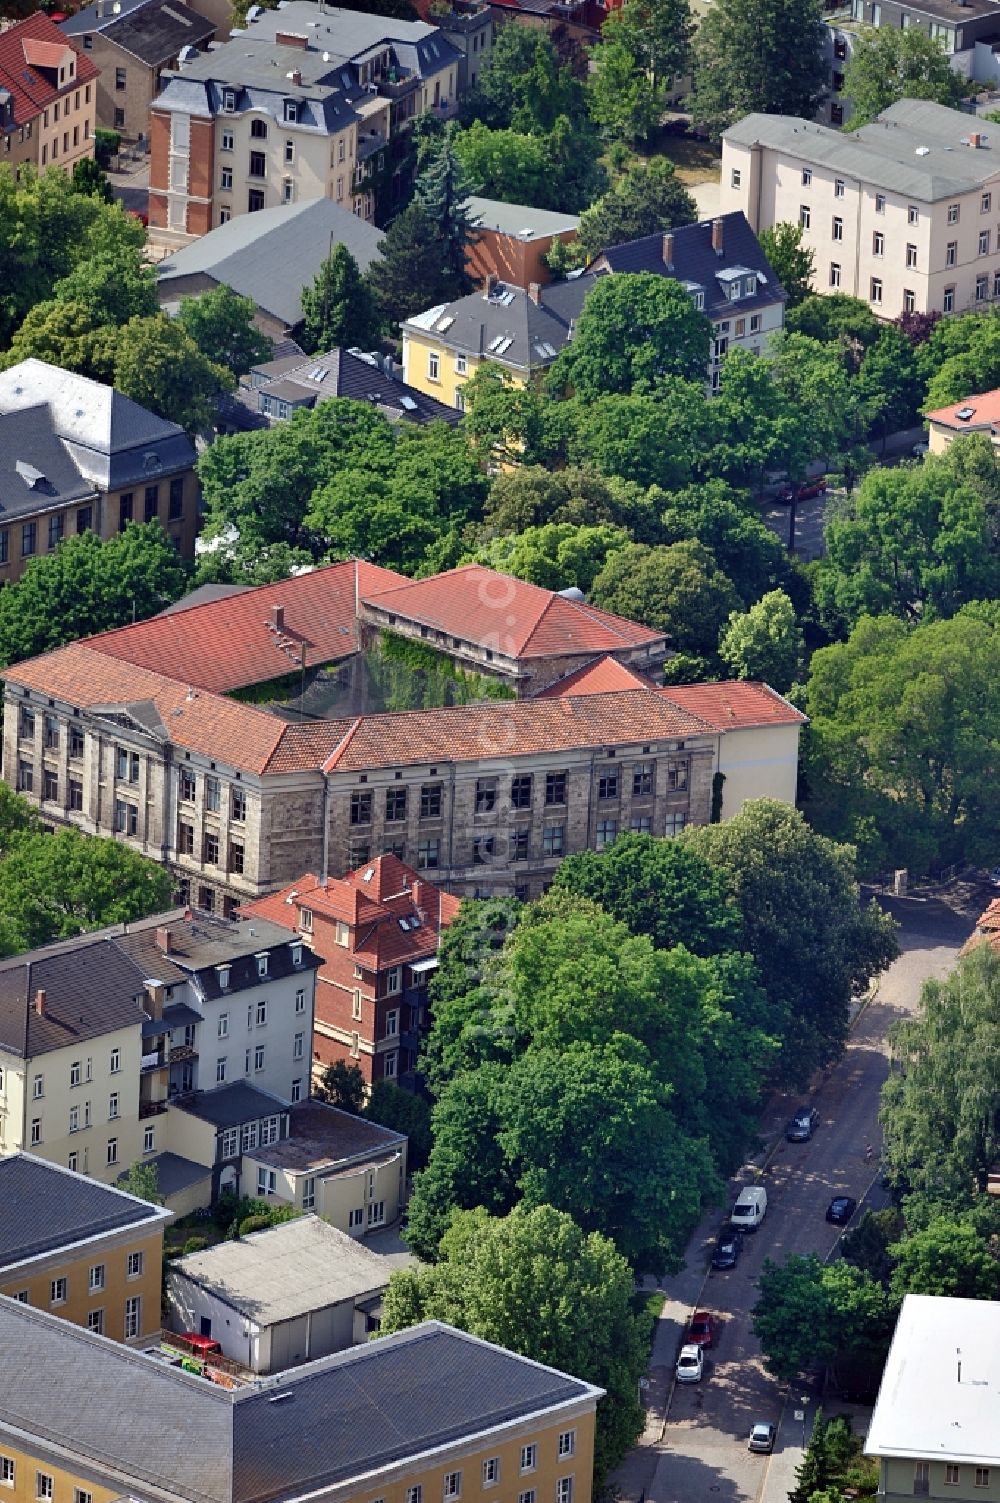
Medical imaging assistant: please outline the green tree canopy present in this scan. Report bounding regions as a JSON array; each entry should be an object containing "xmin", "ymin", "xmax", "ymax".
[
  {"xmin": 462, "ymin": 26, "xmax": 587, "ymax": 135},
  {"xmin": 657, "ymin": 480, "xmax": 805, "ymax": 608},
  {"xmin": 70, "ymin": 156, "xmax": 114, "ymax": 204},
  {"xmin": 562, "ymin": 387, "xmax": 711, "ymax": 491},
  {"xmin": 547, "ymin": 274, "xmax": 711, "ymax": 398},
  {"xmin": 682, "ymin": 800, "xmax": 898, "ymax": 1086},
  {"xmin": 689, "ymin": 0, "xmax": 826, "ymax": 141},
  {"xmin": 606, "ymin": 0, "xmax": 694, "ymax": 89},
  {"xmin": 414, "ymin": 124, "xmax": 476, "ymax": 294},
  {"xmin": 420, "ymin": 898, "xmax": 523, "ymax": 1099},
  {"xmin": 719, "ymin": 588, "xmax": 803, "ymax": 693},
  {"xmin": 480, "ymin": 463, "xmax": 662, "ymax": 542},
  {"xmin": 0, "ymin": 523, "xmax": 189, "ymax": 669},
  {"xmin": 177, "ymin": 283, "xmax": 272, "ymax": 376},
  {"xmin": 843, "ymin": 26, "xmax": 967, "ymax": 127},
  {"xmin": 364, "ymin": 1080, "xmax": 433, "ymax": 1170},
  {"xmin": 590, "ymin": 538, "xmax": 740, "ymax": 660},
  {"xmin": 587, "ymin": 15, "xmax": 667, "ymax": 144},
  {"xmin": 51, "ymin": 240, "xmax": 158, "ymax": 327},
  {"xmin": 753, "ymin": 1253, "xmax": 893, "ymax": 1381},
  {"xmin": 107, "ymin": 314, "xmax": 233, "ymax": 433},
  {"xmin": 785, "ymin": 292, "xmax": 880, "ymax": 349},
  {"xmin": 299, "ymin": 243, "xmax": 380, "ymax": 357},
  {"xmin": 575, "ymin": 158, "xmax": 698, "ymax": 264},
  {"xmin": 889, "ymin": 1217, "xmax": 1000, "ymax": 1302},
  {"xmin": 381, "ymin": 1204, "xmax": 648, "ymax": 1484},
  {"xmin": 365, "ymin": 201, "xmax": 459, "ymax": 326},
  {"xmin": 758, "ymin": 223, "xmax": 816, "ymax": 308},
  {"xmin": 466, "ymin": 521, "xmax": 630, "ymax": 593}
]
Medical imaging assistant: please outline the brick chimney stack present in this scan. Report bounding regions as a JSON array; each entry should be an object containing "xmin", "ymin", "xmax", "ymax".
[
  {"xmin": 662, "ymin": 232, "xmax": 674, "ymax": 268},
  {"xmin": 527, "ymin": 281, "xmax": 541, "ymax": 305},
  {"xmin": 711, "ymin": 218, "xmax": 725, "ymax": 256},
  {"xmin": 155, "ymin": 926, "xmax": 173, "ymax": 955},
  {"xmin": 272, "ymin": 604, "xmax": 285, "ymax": 630},
  {"xmin": 34, "ymin": 988, "xmax": 46, "ymax": 1017}
]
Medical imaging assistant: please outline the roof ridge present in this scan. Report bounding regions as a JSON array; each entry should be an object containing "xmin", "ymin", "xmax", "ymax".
[{"xmin": 319, "ymin": 716, "xmax": 363, "ymax": 773}]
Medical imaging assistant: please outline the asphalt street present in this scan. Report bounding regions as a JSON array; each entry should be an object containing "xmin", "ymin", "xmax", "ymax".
[{"xmin": 611, "ymin": 893, "xmax": 973, "ymax": 1503}]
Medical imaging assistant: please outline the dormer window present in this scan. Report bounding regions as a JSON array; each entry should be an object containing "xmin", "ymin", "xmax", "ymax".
[
  {"xmin": 222, "ymin": 89, "xmax": 236, "ymax": 112},
  {"xmin": 299, "ymin": 907, "xmax": 313, "ymax": 933},
  {"xmin": 290, "ymin": 942, "xmax": 303, "ymax": 967},
  {"xmin": 256, "ymin": 953, "xmax": 268, "ymax": 978},
  {"xmin": 743, "ymin": 275, "xmax": 756, "ymax": 297},
  {"xmin": 217, "ymin": 965, "xmax": 231, "ymax": 990},
  {"xmin": 284, "ymin": 99, "xmax": 297, "ymax": 123}
]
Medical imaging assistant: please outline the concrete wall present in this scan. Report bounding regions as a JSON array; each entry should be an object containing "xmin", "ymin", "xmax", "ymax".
[{"xmin": 715, "ymin": 723, "xmax": 801, "ymax": 819}]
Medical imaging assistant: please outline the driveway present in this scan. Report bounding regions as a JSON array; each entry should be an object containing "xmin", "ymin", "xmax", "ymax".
[{"xmin": 611, "ymin": 895, "xmax": 970, "ymax": 1503}]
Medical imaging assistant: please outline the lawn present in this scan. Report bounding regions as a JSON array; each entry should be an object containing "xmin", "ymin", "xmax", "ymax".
[{"xmin": 650, "ymin": 131, "xmax": 721, "ymax": 186}]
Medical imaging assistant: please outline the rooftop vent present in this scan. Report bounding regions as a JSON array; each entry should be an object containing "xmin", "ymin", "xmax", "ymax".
[
  {"xmin": 15, "ymin": 460, "xmax": 46, "ymax": 489},
  {"xmin": 915, "ymin": 145, "xmax": 930, "ymax": 156}
]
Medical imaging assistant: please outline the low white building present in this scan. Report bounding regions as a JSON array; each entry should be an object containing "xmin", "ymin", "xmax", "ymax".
[{"xmin": 165, "ymin": 1214, "xmax": 392, "ymax": 1372}]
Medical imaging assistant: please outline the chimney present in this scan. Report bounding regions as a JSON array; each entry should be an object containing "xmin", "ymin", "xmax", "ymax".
[
  {"xmin": 144, "ymin": 979, "xmax": 165, "ymax": 1021},
  {"xmin": 969, "ymin": 130, "xmax": 982, "ymax": 147},
  {"xmin": 272, "ymin": 603, "xmax": 285, "ymax": 630},
  {"xmin": 711, "ymin": 218, "xmax": 725, "ymax": 256},
  {"xmin": 155, "ymin": 925, "xmax": 173, "ymax": 955},
  {"xmin": 289, "ymin": 68, "xmax": 302, "ymax": 85},
  {"xmin": 483, "ymin": 273, "xmax": 497, "ymax": 299},
  {"xmin": 662, "ymin": 231, "xmax": 674, "ymax": 268},
  {"xmin": 34, "ymin": 987, "xmax": 46, "ymax": 1017},
  {"xmin": 527, "ymin": 281, "xmax": 541, "ymax": 305},
  {"xmin": 276, "ymin": 30, "xmax": 308, "ymax": 46}
]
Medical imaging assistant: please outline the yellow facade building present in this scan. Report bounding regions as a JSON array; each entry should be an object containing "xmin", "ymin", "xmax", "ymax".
[
  {"xmin": 0, "ymin": 1153, "xmax": 170, "ymax": 1343},
  {"xmin": 0, "ymin": 1304, "xmax": 602, "ymax": 1503}
]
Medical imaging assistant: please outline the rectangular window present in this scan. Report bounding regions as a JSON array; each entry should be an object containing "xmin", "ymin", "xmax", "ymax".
[
  {"xmin": 22, "ymin": 522, "xmax": 36, "ymax": 557},
  {"xmin": 18, "ymin": 707, "xmax": 35, "ymax": 742},
  {"xmin": 510, "ymin": 773, "xmax": 533, "ymax": 809},
  {"xmin": 975, "ymin": 1471, "xmax": 990, "ymax": 1489},
  {"xmin": 85, "ymin": 1313, "xmax": 102, "ymax": 1336},
  {"xmin": 50, "ymin": 1279, "xmax": 67, "ymax": 1306},
  {"xmin": 631, "ymin": 815, "xmax": 652, "ymax": 834},
  {"xmin": 596, "ymin": 819, "xmax": 617, "ymax": 850},
  {"xmin": 801, "ymin": 168, "xmax": 812, "ymax": 186},
  {"xmin": 907, "ymin": 204, "xmax": 918, "ymax": 225},
  {"xmin": 948, "ymin": 203, "xmax": 960, "ymax": 224},
  {"xmin": 70, "ymin": 1061, "xmax": 81, "ymax": 1088},
  {"xmin": 407, "ymin": 1489, "xmax": 422, "ymax": 1503},
  {"xmin": 128, "ymin": 1251, "xmax": 144, "ymax": 1280},
  {"xmin": 89, "ymin": 1264, "xmax": 105, "ymax": 1292},
  {"xmin": 417, "ymin": 838, "xmax": 440, "ymax": 869},
  {"xmin": 0, "ymin": 529, "xmax": 7, "ymax": 565},
  {"xmin": 293, "ymin": 1030, "xmax": 304, "ymax": 1060},
  {"xmin": 474, "ymin": 835, "xmax": 494, "ymax": 865},
  {"xmin": 874, "ymin": 191, "xmax": 885, "ymax": 213},
  {"xmin": 203, "ymin": 833, "xmax": 219, "ymax": 864},
  {"xmin": 597, "ymin": 769, "xmax": 619, "ymax": 799},
  {"xmin": 977, "ymin": 274, "xmax": 988, "ymax": 302},
  {"xmin": 510, "ymin": 828, "xmax": 530, "ymax": 862},
  {"xmin": 946, "ymin": 241, "xmax": 957, "ymax": 266},
  {"xmin": 68, "ymin": 775, "xmax": 82, "ymax": 813},
  {"xmin": 946, "ymin": 1469, "xmax": 961, "ymax": 1488},
  {"xmin": 257, "ymin": 1167, "xmax": 276, "ymax": 1196},
  {"xmin": 229, "ymin": 841, "xmax": 245, "ymax": 874},
  {"xmin": 43, "ymin": 768, "xmax": 58, "ymax": 802},
  {"xmin": 29, "ymin": 1118, "xmax": 40, "ymax": 1147},
  {"xmin": 665, "ymin": 812, "xmax": 687, "ymax": 836},
  {"xmin": 248, "ymin": 189, "xmax": 265, "ymax": 212},
  {"xmin": 870, "ymin": 277, "xmax": 883, "ymax": 305},
  {"xmin": 456, "ymin": 353, "xmax": 467, "ymax": 374},
  {"xmin": 119, "ymin": 493, "xmax": 133, "ymax": 530},
  {"xmin": 36, "ymin": 1478, "xmax": 53, "ymax": 1502},
  {"xmin": 124, "ymin": 1295, "xmax": 141, "ymax": 1339},
  {"xmin": 48, "ymin": 514, "xmax": 64, "ymax": 550},
  {"xmin": 906, "ymin": 243, "xmax": 917, "ymax": 269},
  {"xmin": 256, "ymin": 999, "xmax": 267, "ymax": 1027},
  {"xmin": 981, "ymin": 229, "xmax": 991, "ymax": 256},
  {"xmin": 833, "ymin": 178, "xmax": 844, "ymax": 198},
  {"xmin": 556, "ymin": 1483, "xmax": 573, "ymax": 1503},
  {"xmin": 420, "ymin": 783, "xmax": 442, "ymax": 818},
  {"xmin": 350, "ymin": 789, "xmax": 372, "ymax": 825},
  {"xmin": 249, "ymin": 150, "xmax": 266, "ymax": 178},
  {"xmin": 545, "ymin": 771, "xmax": 567, "ymax": 805},
  {"xmin": 385, "ymin": 787, "xmax": 407, "ymax": 822},
  {"xmin": 428, "ymin": 352, "xmax": 440, "ymax": 381},
  {"xmin": 475, "ymin": 778, "xmax": 497, "ymax": 813},
  {"xmin": 832, "ymin": 215, "xmax": 843, "ymax": 241},
  {"xmin": 903, "ymin": 288, "xmax": 915, "ymax": 314},
  {"xmin": 254, "ymin": 1045, "xmax": 265, "ymax": 1071},
  {"xmin": 730, "ymin": 168, "xmax": 741, "ymax": 189},
  {"xmin": 520, "ymin": 1446, "xmax": 537, "ymax": 1474},
  {"xmin": 543, "ymin": 825, "xmax": 564, "ymax": 857},
  {"xmin": 33, "ymin": 1074, "xmax": 44, "ymax": 1100},
  {"xmin": 204, "ymin": 775, "xmax": 220, "ymax": 812},
  {"xmin": 108, "ymin": 1092, "xmax": 119, "ymax": 1120},
  {"xmin": 444, "ymin": 1474, "xmax": 462, "ymax": 1500},
  {"xmin": 144, "ymin": 1125, "xmax": 155, "ymax": 1153},
  {"xmin": 944, "ymin": 285, "xmax": 955, "ymax": 313},
  {"xmin": 17, "ymin": 760, "xmax": 33, "ymax": 795},
  {"xmin": 295, "ymin": 988, "xmax": 306, "ymax": 1015},
  {"xmin": 558, "ymin": 1432, "xmax": 576, "ymax": 1459},
  {"xmin": 829, "ymin": 263, "xmax": 841, "ymax": 288},
  {"xmin": 166, "ymin": 476, "xmax": 184, "ymax": 520},
  {"xmin": 143, "ymin": 484, "xmax": 159, "ymax": 522},
  {"xmin": 632, "ymin": 762, "xmax": 653, "ymax": 796},
  {"xmin": 106, "ymin": 1137, "xmax": 118, "ymax": 1166},
  {"xmin": 483, "ymin": 1460, "xmax": 500, "ymax": 1489},
  {"xmin": 0, "ymin": 1460, "xmax": 13, "ymax": 1488}
]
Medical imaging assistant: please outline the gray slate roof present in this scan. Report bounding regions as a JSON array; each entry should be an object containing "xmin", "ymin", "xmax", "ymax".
[
  {"xmin": 0, "ymin": 359, "xmax": 195, "ymax": 493},
  {"xmin": 167, "ymin": 1214, "xmax": 389, "ymax": 1323},
  {"xmin": 240, "ymin": 1, "xmax": 459, "ymax": 80},
  {"xmin": 0, "ymin": 1153, "xmax": 169, "ymax": 1268},
  {"xmin": 725, "ymin": 99, "xmax": 1000, "ymax": 201},
  {"xmin": 0, "ymin": 1308, "xmax": 601, "ymax": 1503},
  {"xmin": 231, "ymin": 347, "xmax": 461, "ymax": 428},
  {"xmin": 0, "ymin": 405, "xmax": 96, "ymax": 521},
  {"xmin": 406, "ymin": 273, "xmax": 597, "ymax": 375},
  {"xmin": 62, "ymin": 0, "xmax": 214, "ymax": 64},
  {"xmin": 0, "ymin": 938, "xmax": 151, "ymax": 1059},
  {"xmin": 173, "ymin": 1080, "xmax": 288, "ymax": 1128},
  {"xmin": 126, "ymin": 1149, "xmax": 212, "ymax": 1198},
  {"xmin": 115, "ymin": 911, "xmax": 319, "ymax": 999},
  {"xmin": 156, "ymin": 198, "xmax": 384, "ymax": 328},
  {"xmin": 465, "ymin": 195, "xmax": 580, "ymax": 240},
  {"xmin": 591, "ymin": 210, "xmax": 786, "ymax": 321}
]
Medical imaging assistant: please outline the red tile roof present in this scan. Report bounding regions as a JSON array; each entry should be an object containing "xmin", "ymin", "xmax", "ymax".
[
  {"xmin": 535, "ymin": 656, "xmax": 656, "ymax": 697},
  {"xmin": 960, "ymin": 897, "xmax": 1000, "ymax": 957},
  {"xmin": 93, "ymin": 560, "xmax": 408, "ymax": 693},
  {"xmin": 658, "ymin": 681, "xmax": 807, "ymax": 731},
  {"xmin": 924, "ymin": 389, "xmax": 1000, "ymax": 432},
  {"xmin": 0, "ymin": 15, "xmax": 97, "ymax": 127},
  {"xmin": 243, "ymin": 859, "xmax": 461, "ymax": 970},
  {"xmin": 361, "ymin": 564, "xmax": 664, "ymax": 660}
]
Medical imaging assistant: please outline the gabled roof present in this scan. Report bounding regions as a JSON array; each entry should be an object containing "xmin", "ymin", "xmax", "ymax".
[
  {"xmin": 0, "ymin": 14, "xmax": 98, "ymax": 127},
  {"xmin": 233, "ymin": 347, "xmax": 461, "ymax": 428},
  {"xmin": 659, "ymin": 681, "xmax": 807, "ymax": 731},
  {"xmin": 156, "ymin": 199, "xmax": 383, "ymax": 330},
  {"xmin": 405, "ymin": 274, "xmax": 596, "ymax": 374},
  {"xmin": 92, "ymin": 559, "xmax": 408, "ymax": 692},
  {"xmin": 244, "ymin": 858, "xmax": 461, "ymax": 969},
  {"xmin": 0, "ymin": 1305, "xmax": 601, "ymax": 1503},
  {"xmin": 0, "ymin": 1153, "xmax": 170, "ymax": 1270},
  {"xmin": 535, "ymin": 656, "xmax": 656, "ymax": 697},
  {"xmin": 361, "ymin": 563, "xmax": 664, "ymax": 660},
  {"xmin": 960, "ymin": 896, "xmax": 1000, "ymax": 957},
  {"xmin": 94, "ymin": 0, "xmax": 214, "ymax": 66},
  {"xmin": 589, "ymin": 211, "xmax": 786, "ymax": 319},
  {"xmin": 924, "ymin": 387, "xmax": 1000, "ymax": 432}
]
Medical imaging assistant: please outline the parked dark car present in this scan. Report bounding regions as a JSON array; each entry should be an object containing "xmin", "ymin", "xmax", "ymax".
[
  {"xmin": 786, "ymin": 1106, "xmax": 820, "ymax": 1142},
  {"xmin": 825, "ymin": 1195, "xmax": 858, "ymax": 1226},
  {"xmin": 711, "ymin": 1225, "xmax": 744, "ymax": 1269}
]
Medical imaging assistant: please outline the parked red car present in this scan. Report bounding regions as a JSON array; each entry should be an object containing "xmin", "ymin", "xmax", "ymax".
[
  {"xmin": 776, "ymin": 476, "xmax": 828, "ymax": 503},
  {"xmin": 688, "ymin": 1310, "xmax": 717, "ymax": 1348}
]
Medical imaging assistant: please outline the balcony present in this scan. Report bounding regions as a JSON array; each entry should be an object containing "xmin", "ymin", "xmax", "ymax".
[
  {"xmin": 139, "ymin": 1099, "xmax": 168, "ymax": 1119},
  {"xmin": 168, "ymin": 1043, "xmax": 198, "ymax": 1064},
  {"xmin": 141, "ymin": 1048, "xmax": 167, "ymax": 1073},
  {"xmin": 378, "ymin": 72, "xmax": 419, "ymax": 99}
]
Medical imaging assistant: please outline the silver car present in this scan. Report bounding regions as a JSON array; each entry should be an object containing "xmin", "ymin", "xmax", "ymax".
[{"xmin": 748, "ymin": 1422, "xmax": 776, "ymax": 1453}]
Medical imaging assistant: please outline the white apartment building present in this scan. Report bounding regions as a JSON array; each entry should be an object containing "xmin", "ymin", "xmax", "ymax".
[
  {"xmin": 0, "ymin": 909, "xmax": 318, "ymax": 1186},
  {"xmin": 721, "ymin": 98, "xmax": 1000, "ymax": 318}
]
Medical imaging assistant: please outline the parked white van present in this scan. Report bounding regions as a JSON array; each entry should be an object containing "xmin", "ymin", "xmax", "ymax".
[{"xmin": 730, "ymin": 1185, "xmax": 767, "ymax": 1233}]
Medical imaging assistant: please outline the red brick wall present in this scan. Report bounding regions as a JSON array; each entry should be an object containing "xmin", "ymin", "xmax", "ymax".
[
  {"xmin": 465, "ymin": 226, "xmax": 578, "ymax": 289},
  {"xmin": 188, "ymin": 116, "xmax": 214, "ymax": 201},
  {"xmin": 149, "ymin": 110, "xmax": 170, "ymax": 203}
]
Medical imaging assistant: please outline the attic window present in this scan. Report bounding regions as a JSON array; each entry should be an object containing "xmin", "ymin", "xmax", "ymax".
[
  {"xmin": 223, "ymin": 88, "xmax": 236, "ymax": 111},
  {"xmin": 256, "ymin": 953, "xmax": 269, "ymax": 977},
  {"xmin": 290, "ymin": 941, "xmax": 303, "ymax": 966},
  {"xmin": 143, "ymin": 451, "xmax": 161, "ymax": 471},
  {"xmin": 956, "ymin": 406, "xmax": 976, "ymax": 421},
  {"xmin": 217, "ymin": 965, "xmax": 231, "ymax": 990}
]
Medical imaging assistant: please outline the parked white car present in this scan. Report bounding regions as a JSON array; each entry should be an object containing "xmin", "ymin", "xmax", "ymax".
[{"xmin": 676, "ymin": 1344, "xmax": 704, "ymax": 1384}]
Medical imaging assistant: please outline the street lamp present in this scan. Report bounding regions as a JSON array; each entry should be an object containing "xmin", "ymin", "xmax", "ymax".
[{"xmin": 801, "ymin": 1397, "xmax": 810, "ymax": 1450}]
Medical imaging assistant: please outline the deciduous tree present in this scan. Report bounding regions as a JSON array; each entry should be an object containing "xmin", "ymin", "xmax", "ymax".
[
  {"xmin": 758, "ymin": 223, "xmax": 816, "ymax": 308},
  {"xmin": 547, "ymin": 274, "xmax": 711, "ymax": 397},
  {"xmin": 719, "ymin": 588, "xmax": 803, "ymax": 692},
  {"xmin": 843, "ymin": 26, "xmax": 967, "ymax": 128},
  {"xmin": 689, "ymin": 0, "xmax": 826, "ymax": 141},
  {"xmin": 587, "ymin": 16, "xmax": 667, "ymax": 144},
  {"xmin": 574, "ymin": 158, "xmax": 697, "ymax": 264},
  {"xmin": 177, "ymin": 283, "xmax": 272, "ymax": 376},
  {"xmin": 299, "ymin": 244, "xmax": 380, "ymax": 356},
  {"xmin": 590, "ymin": 539, "xmax": 740, "ymax": 659}
]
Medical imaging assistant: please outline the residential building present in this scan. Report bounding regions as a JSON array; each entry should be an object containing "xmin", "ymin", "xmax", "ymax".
[
  {"xmin": 164, "ymin": 1214, "xmax": 391, "ymax": 1370},
  {"xmin": 866, "ymin": 1294, "xmax": 1000, "ymax": 1503},
  {"xmin": 0, "ymin": 908, "xmax": 318, "ymax": 1192},
  {"xmin": 0, "ymin": 1152, "xmax": 170, "ymax": 1342},
  {"xmin": 0, "ymin": 14, "xmax": 98, "ymax": 179},
  {"xmin": 465, "ymin": 195, "xmax": 581, "ymax": 289},
  {"xmin": 959, "ymin": 895, "xmax": 1000, "ymax": 958},
  {"xmin": 721, "ymin": 99, "xmax": 1000, "ymax": 318},
  {"xmin": 431, "ymin": 3, "xmax": 493, "ymax": 92},
  {"xmin": 844, "ymin": 0, "xmax": 1000, "ymax": 94},
  {"xmin": 403, "ymin": 212, "xmax": 785, "ymax": 404},
  {"xmin": 148, "ymin": 0, "xmax": 461, "ymax": 249},
  {"xmin": 924, "ymin": 387, "xmax": 1000, "ymax": 452},
  {"xmin": 587, "ymin": 212, "xmax": 787, "ymax": 392},
  {"xmin": 156, "ymin": 197, "xmax": 383, "ymax": 340},
  {"xmin": 61, "ymin": 0, "xmax": 215, "ymax": 141},
  {"xmin": 1, "ymin": 563, "xmax": 805, "ymax": 907},
  {"xmin": 0, "ymin": 359, "xmax": 199, "ymax": 584},
  {"xmin": 244, "ymin": 856, "xmax": 461, "ymax": 1089},
  {"xmin": 0, "ymin": 1304, "xmax": 602, "ymax": 1503},
  {"xmin": 225, "ymin": 346, "xmax": 461, "ymax": 431}
]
